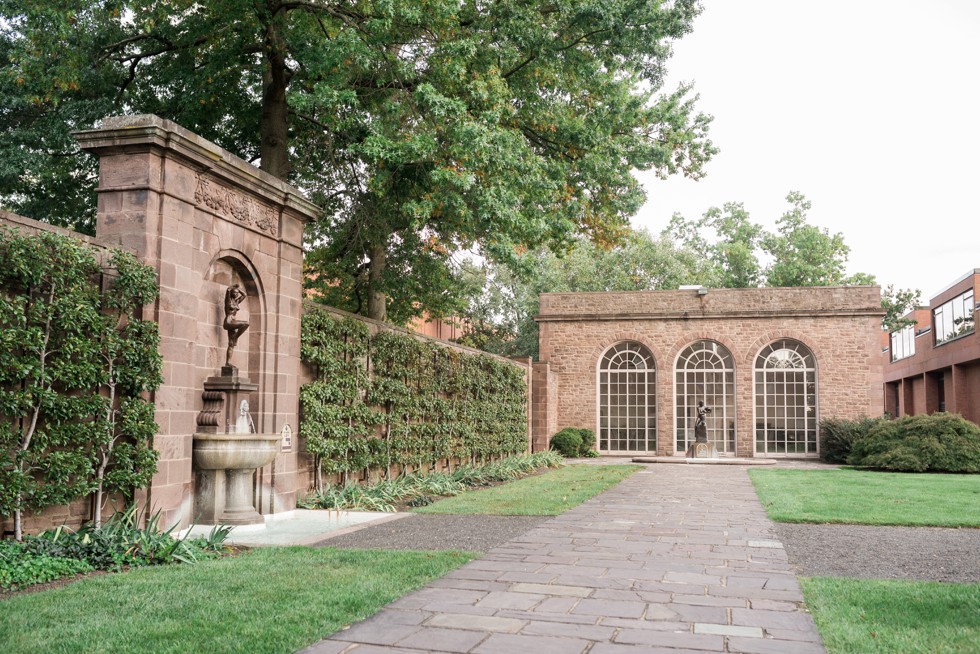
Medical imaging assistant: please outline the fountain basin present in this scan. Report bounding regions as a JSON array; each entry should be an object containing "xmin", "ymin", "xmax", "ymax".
[
  {"xmin": 193, "ymin": 432, "xmax": 281, "ymax": 470},
  {"xmin": 193, "ymin": 433, "xmax": 281, "ymax": 525}
]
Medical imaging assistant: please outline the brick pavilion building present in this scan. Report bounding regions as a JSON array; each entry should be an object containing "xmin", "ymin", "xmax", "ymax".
[{"xmin": 532, "ymin": 286, "xmax": 884, "ymax": 458}]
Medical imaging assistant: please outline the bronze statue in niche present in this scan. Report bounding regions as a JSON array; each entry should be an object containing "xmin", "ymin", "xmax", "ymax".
[{"xmin": 223, "ymin": 283, "xmax": 249, "ymax": 368}]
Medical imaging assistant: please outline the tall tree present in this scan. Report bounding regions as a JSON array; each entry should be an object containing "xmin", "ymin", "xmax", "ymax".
[
  {"xmin": 458, "ymin": 229, "xmax": 710, "ymax": 358},
  {"xmin": 1, "ymin": 0, "xmax": 716, "ymax": 323},
  {"xmin": 663, "ymin": 201, "xmax": 763, "ymax": 287},
  {"xmin": 762, "ymin": 191, "xmax": 854, "ymax": 287},
  {"xmin": 666, "ymin": 191, "xmax": 920, "ymax": 330}
]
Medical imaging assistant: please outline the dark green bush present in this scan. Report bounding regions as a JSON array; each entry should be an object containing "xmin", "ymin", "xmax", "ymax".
[
  {"xmin": 550, "ymin": 428, "xmax": 583, "ymax": 457},
  {"xmin": 22, "ymin": 506, "xmax": 231, "ymax": 573},
  {"xmin": 848, "ymin": 413, "xmax": 980, "ymax": 472},
  {"xmin": 576, "ymin": 429, "xmax": 598, "ymax": 457},
  {"xmin": 819, "ymin": 416, "xmax": 887, "ymax": 464},
  {"xmin": 0, "ymin": 540, "xmax": 94, "ymax": 591}
]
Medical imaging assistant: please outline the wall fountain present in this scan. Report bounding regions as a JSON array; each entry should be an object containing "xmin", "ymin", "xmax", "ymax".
[{"xmin": 193, "ymin": 284, "xmax": 280, "ymax": 525}]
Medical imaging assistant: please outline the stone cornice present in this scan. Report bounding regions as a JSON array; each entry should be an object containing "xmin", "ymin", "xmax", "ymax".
[{"xmin": 74, "ymin": 114, "xmax": 319, "ymax": 223}]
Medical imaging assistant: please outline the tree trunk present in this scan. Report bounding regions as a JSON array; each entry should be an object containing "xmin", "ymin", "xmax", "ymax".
[
  {"xmin": 366, "ymin": 243, "xmax": 388, "ymax": 322},
  {"xmin": 259, "ymin": 3, "xmax": 291, "ymax": 180}
]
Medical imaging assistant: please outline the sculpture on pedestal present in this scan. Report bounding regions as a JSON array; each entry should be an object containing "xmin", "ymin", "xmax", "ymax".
[
  {"xmin": 694, "ymin": 400, "xmax": 712, "ymax": 443},
  {"xmin": 223, "ymin": 283, "xmax": 249, "ymax": 370}
]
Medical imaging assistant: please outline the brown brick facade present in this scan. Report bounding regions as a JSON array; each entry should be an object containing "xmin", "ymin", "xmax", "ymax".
[
  {"xmin": 534, "ymin": 287, "xmax": 884, "ymax": 457},
  {"xmin": 883, "ymin": 271, "xmax": 980, "ymax": 424}
]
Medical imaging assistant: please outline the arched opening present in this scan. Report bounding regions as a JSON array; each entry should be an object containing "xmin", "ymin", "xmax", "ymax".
[
  {"xmin": 675, "ymin": 340, "xmax": 735, "ymax": 454},
  {"xmin": 754, "ymin": 339, "xmax": 818, "ymax": 456},
  {"xmin": 597, "ymin": 341, "xmax": 657, "ymax": 453}
]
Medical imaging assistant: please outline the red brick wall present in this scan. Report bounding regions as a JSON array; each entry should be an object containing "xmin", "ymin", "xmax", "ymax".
[
  {"xmin": 882, "ymin": 272, "xmax": 979, "ymax": 423},
  {"xmin": 535, "ymin": 286, "xmax": 884, "ymax": 457}
]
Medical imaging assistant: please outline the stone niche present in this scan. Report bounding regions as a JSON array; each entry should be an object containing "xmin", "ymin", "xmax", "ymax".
[{"xmin": 76, "ymin": 115, "xmax": 319, "ymax": 529}]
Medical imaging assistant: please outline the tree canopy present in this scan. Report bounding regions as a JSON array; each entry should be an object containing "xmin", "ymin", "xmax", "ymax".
[
  {"xmin": 1, "ymin": 0, "xmax": 716, "ymax": 322},
  {"xmin": 459, "ymin": 192, "xmax": 920, "ymax": 358},
  {"xmin": 457, "ymin": 228, "xmax": 711, "ymax": 357}
]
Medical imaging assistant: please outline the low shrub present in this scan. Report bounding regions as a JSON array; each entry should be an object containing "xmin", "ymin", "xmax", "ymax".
[
  {"xmin": 300, "ymin": 452, "xmax": 564, "ymax": 510},
  {"xmin": 1, "ymin": 507, "xmax": 230, "ymax": 592},
  {"xmin": 22, "ymin": 506, "xmax": 229, "ymax": 572},
  {"xmin": 819, "ymin": 416, "xmax": 887, "ymax": 464},
  {"xmin": 576, "ymin": 429, "xmax": 598, "ymax": 457},
  {"xmin": 848, "ymin": 412, "xmax": 980, "ymax": 472},
  {"xmin": 550, "ymin": 428, "xmax": 583, "ymax": 457},
  {"xmin": 0, "ymin": 541, "xmax": 94, "ymax": 591}
]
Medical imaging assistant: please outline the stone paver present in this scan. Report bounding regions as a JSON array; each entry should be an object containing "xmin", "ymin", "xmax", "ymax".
[{"xmin": 297, "ymin": 465, "xmax": 825, "ymax": 653}]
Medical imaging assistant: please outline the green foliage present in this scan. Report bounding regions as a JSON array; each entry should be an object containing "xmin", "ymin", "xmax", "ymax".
[
  {"xmin": 21, "ymin": 505, "xmax": 229, "ymax": 574},
  {"xmin": 416, "ymin": 463, "xmax": 641, "ymax": 515},
  {"xmin": 299, "ymin": 452, "xmax": 563, "ymax": 512},
  {"xmin": 300, "ymin": 308, "xmax": 528, "ymax": 487},
  {"xmin": 666, "ymin": 191, "xmax": 875, "ymax": 289},
  {"xmin": 663, "ymin": 202, "xmax": 763, "ymax": 288},
  {"xmin": 0, "ymin": 229, "xmax": 162, "ymax": 539},
  {"xmin": 848, "ymin": 413, "xmax": 980, "ymax": 473},
  {"xmin": 0, "ymin": 547, "xmax": 477, "ymax": 654},
  {"xmin": 762, "ymin": 192, "xmax": 855, "ymax": 287},
  {"xmin": 457, "ymin": 229, "xmax": 711, "ymax": 358},
  {"xmin": 802, "ymin": 577, "xmax": 980, "ymax": 654},
  {"xmin": 819, "ymin": 416, "xmax": 888, "ymax": 464},
  {"xmin": 0, "ymin": 540, "xmax": 94, "ymax": 591},
  {"xmin": 0, "ymin": 506, "xmax": 230, "ymax": 592},
  {"xmin": 576, "ymin": 429, "xmax": 598, "ymax": 456},
  {"xmin": 2, "ymin": 1, "xmax": 715, "ymax": 323},
  {"xmin": 881, "ymin": 284, "xmax": 922, "ymax": 333},
  {"xmin": 550, "ymin": 428, "xmax": 583, "ymax": 457},
  {"xmin": 749, "ymin": 468, "xmax": 980, "ymax": 527}
]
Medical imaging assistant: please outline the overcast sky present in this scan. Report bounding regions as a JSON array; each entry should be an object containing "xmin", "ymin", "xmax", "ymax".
[{"xmin": 632, "ymin": 0, "xmax": 980, "ymax": 301}]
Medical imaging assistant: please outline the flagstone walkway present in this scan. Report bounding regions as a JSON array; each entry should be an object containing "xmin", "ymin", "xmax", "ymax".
[{"xmin": 298, "ymin": 464, "xmax": 826, "ymax": 653}]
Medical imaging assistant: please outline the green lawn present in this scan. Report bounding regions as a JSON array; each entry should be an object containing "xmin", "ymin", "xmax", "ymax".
[
  {"xmin": 748, "ymin": 468, "xmax": 980, "ymax": 526},
  {"xmin": 802, "ymin": 577, "xmax": 980, "ymax": 654},
  {"xmin": 414, "ymin": 464, "xmax": 641, "ymax": 515},
  {"xmin": 0, "ymin": 547, "xmax": 476, "ymax": 654}
]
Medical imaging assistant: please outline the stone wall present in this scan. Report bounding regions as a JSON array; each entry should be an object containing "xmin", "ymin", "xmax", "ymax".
[
  {"xmin": 534, "ymin": 286, "xmax": 885, "ymax": 457},
  {"xmin": 74, "ymin": 115, "xmax": 318, "ymax": 529}
]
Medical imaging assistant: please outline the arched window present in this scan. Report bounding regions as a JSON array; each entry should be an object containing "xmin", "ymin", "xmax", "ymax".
[
  {"xmin": 675, "ymin": 340, "xmax": 735, "ymax": 454},
  {"xmin": 598, "ymin": 342, "xmax": 656, "ymax": 452},
  {"xmin": 755, "ymin": 339, "xmax": 817, "ymax": 455}
]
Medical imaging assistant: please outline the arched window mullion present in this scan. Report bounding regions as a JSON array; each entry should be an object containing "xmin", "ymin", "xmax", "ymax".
[
  {"xmin": 755, "ymin": 340, "xmax": 817, "ymax": 456},
  {"xmin": 598, "ymin": 341, "xmax": 656, "ymax": 453},
  {"xmin": 675, "ymin": 340, "xmax": 735, "ymax": 455}
]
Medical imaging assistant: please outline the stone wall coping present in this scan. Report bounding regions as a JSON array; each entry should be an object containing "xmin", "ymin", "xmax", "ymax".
[
  {"xmin": 0, "ymin": 210, "xmax": 112, "ymax": 249},
  {"xmin": 536, "ymin": 285, "xmax": 884, "ymax": 322},
  {"xmin": 536, "ymin": 308, "xmax": 884, "ymax": 322},
  {"xmin": 74, "ymin": 114, "xmax": 319, "ymax": 221},
  {"xmin": 304, "ymin": 300, "xmax": 530, "ymax": 370}
]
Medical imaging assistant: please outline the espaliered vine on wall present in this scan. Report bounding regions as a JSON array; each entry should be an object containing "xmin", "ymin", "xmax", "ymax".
[
  {"xmin": 0, "ymin": 230, "xmax": 162, "ymax": 540},
  {"xmin": 300, "ymin": 308, "xmax": 527, "ymax": 488}
]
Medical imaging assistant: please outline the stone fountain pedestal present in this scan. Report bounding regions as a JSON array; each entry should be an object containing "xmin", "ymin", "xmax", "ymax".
[
  {"xmin": 193, "ymin": 367, "xmax": 280, "ymax": 525},
  {"xmin": 193, "ymin": 432, "xmax": 280, "ymax": 525}
]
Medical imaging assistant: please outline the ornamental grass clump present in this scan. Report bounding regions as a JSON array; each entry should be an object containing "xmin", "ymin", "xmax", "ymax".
[
  {"xmin": 1, "ymin": 506, "xmax": 230, "ymax": 591},
  {"xmin": 301, "ymin": 452, "xmax": 563, "ymax": 511}
]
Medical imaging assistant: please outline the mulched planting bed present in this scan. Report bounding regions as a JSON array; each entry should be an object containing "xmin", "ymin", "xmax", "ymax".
[{"xmin": 777, "ymin": 523, "xmax": 980, "ymax": 584}]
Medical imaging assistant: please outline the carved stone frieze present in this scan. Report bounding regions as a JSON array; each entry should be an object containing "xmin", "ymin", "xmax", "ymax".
[{"xmin": 193, "ymin": 173, "xmax": 279, "ymax": 237}]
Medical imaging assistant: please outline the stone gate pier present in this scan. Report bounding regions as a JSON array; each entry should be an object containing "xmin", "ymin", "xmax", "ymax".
[{"xmin": 76, "ymin": 115, "xmax": 318, "ymax": 529}]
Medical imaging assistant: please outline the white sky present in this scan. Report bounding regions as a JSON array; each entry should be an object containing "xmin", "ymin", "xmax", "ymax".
[{"xmin": 633, "ymin": 0, "xmax": 980, "ymax": 302}]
